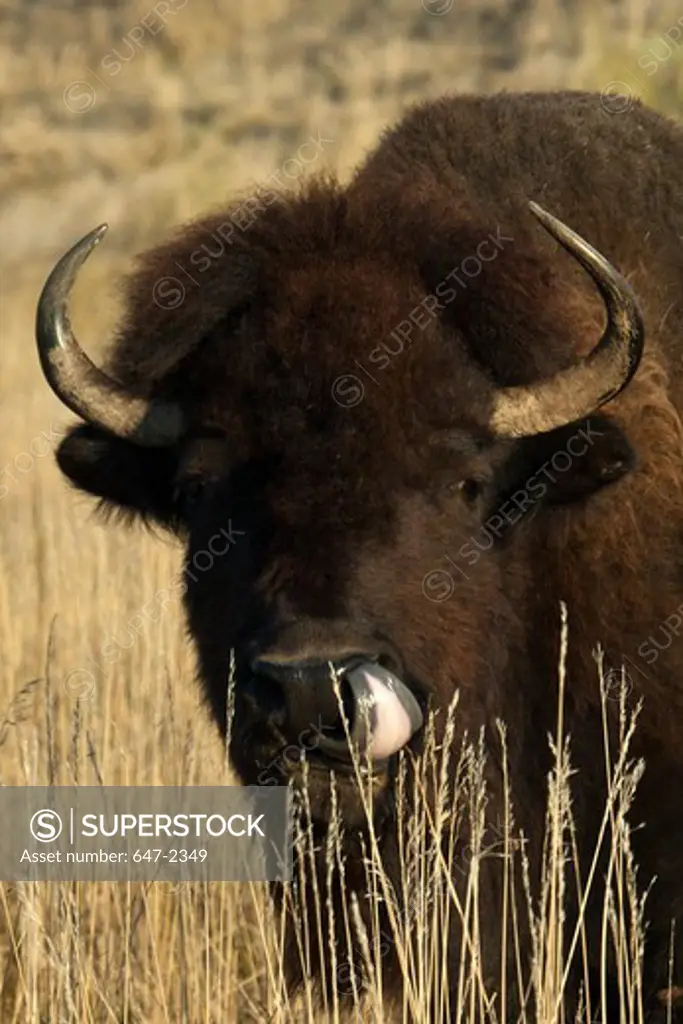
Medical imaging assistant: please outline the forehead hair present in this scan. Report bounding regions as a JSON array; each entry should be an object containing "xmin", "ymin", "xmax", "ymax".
[{"xmin": 105, "ymin": 178, "xmax": 598, "ymax": 446}]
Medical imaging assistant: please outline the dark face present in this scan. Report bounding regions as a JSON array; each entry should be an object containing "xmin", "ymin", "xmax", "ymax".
[{"xmin": 56, "ymin": 256, "xmax": 635, "ymax": 829}]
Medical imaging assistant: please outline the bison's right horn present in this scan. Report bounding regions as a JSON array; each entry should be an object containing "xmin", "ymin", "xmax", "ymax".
[
  {"xmin": 489, "ymin": 201, "xmax": 644, "ymax": 438},
  {"xmin": 35, "ymin": 225, "xmax": 184, "ymax": 446}
]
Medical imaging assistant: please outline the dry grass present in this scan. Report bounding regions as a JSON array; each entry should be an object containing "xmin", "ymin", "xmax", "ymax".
[
  {"xmin": 2, "ymin": 0, "xmax": 683, "ymax": 1019},
  {"xmin": 0, "ymin": 611, "xmax": 654, "ymax": 1022}
]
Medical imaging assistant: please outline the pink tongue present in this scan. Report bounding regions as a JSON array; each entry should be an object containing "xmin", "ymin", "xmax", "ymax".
[{"xmin": 345, "ymin": 663, "xmax": 423, "ymax": 760}]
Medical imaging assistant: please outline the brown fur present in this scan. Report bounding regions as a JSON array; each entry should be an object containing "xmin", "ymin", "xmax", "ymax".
[{"xmin": 54, "ymin": 91, "xmax": 683, "ymax": 1020}]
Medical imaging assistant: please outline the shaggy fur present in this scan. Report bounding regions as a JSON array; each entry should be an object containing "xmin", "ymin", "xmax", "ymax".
[{"xmin": 54, "ymin": 91, "xmax": 683, "ymax": 1021}]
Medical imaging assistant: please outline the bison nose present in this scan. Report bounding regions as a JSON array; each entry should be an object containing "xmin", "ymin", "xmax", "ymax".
[
  {"xmin": 249, "ymin": 655, "xmax": 423, "ymax": 764},
  {"xmin": 249, "ymin": 655, "xmax": 360, "ymax": 747}
]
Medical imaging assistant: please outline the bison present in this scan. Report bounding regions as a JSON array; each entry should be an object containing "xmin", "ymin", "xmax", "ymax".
[{"xmin": 36, "ymin": 90, "xmax": 683, "ymax": 1020}]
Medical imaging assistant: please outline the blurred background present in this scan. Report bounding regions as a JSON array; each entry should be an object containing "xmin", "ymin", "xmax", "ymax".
[
  {"xmin": 0, "ymin": 1, "xmax": 682, "ymax": 1019},
  {"xmin": 3, "ymin": 0, "xmax": 683, "ymax": 263}
]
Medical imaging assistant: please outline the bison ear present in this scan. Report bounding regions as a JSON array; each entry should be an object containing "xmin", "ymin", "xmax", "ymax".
[
  {"xmin": 505, "ymin": 414, "xmax": 636, "ymax": 507},
  {"xmin": 56, "ymin": 424, "xmax": 180, "ymax": 527}
]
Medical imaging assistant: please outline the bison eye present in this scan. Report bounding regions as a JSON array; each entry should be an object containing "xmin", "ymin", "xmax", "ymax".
[{"xmin": 458, "ymin": 478, "xmax": 483, "ymax": 504}]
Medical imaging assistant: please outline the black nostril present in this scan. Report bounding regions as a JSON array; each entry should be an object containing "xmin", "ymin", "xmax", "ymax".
[
  {"xmin": 249, "ymin": 655, "xmax": 365, "ymax": 746},
  {"xmin": 243, "ymin": 674, "xmax": 287, "ymax": 724},
  {"xmin": 250, "ymin": 658, "xmax": 315, "ymax": 687},
  {"xmin": 249, "ymin": 656, "xmax": 363, "ymax": 688}
]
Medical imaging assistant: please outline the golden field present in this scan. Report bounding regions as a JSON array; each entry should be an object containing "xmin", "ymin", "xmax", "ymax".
[{"xmin": 1, "ymin": 1, "xmax": 682, "ymax": 1019}]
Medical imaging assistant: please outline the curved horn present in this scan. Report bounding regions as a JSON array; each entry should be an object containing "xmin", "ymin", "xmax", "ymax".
[
  {"xmin": 489, "ymin": 201, "xmax": 644, "ymax": 438},
  {"xmin": 35, "ymin": 225, "xmax": 184, "ymax": 446}
]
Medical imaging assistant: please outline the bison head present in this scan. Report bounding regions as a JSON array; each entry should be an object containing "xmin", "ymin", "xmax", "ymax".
[{"xmin": 36, "ymin": 183, "xmax": 642, "ymax": 830}]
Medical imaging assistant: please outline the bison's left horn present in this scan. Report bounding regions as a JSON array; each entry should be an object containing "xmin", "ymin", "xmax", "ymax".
[
  {"xmin": 489, "ymin": 201, "xmax": 644, "ymax": 438},
  {"xmin": 36, "ymin": 225, "xmax": 184, "ymax": 446}
]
